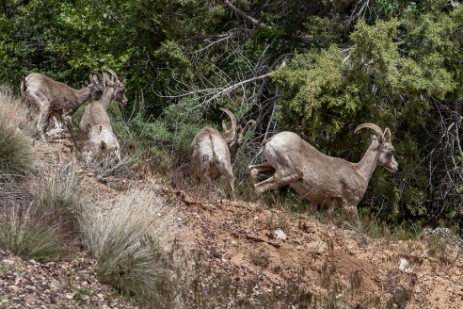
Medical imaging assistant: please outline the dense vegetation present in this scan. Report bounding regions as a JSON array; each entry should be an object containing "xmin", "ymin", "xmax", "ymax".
[{"xmin": 1, "ymin": 0, "xmax": 462, "ymax": 234}]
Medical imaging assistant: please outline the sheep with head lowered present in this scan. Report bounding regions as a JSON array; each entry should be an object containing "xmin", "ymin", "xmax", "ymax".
[
  {"xmin": 78, "ymin": 69, "xmax": 127, "ymax": 163},
  {"xmin": 190, "ymin": 108, "xmax": 255, "ymax": 196}
]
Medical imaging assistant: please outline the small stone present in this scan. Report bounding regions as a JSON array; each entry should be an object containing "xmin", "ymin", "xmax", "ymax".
[
  {"xmin": 274, "ymin": 229, "xmax": 287, "ymax": 240},
  {"xmin": 2, "ymin": 259, "xmax": 15, "ymax": 265},
  {"xmin": 8, "ymin": 285, "xmax": 19, "ymax": 293},
  {"xmin": 25, "ymin": 285, "xmax": 36, "ymax": 293},
  {"xmin": 398, "ymin": 258, "xmax": 412, "ymax": 273},
  {"xmin": 65, "ymin": 293, "xmax": 74, "ymax": 300},
  {"xmin": 307, "ymin": 240, "xmax": 328, "ymax": 254},
  {"xmin": 212, "ymin": 250, "xmax": 222, "ymax": 258},
  {"xmin": 24, "ymin": 295, "xmax": 35, "ymax": 304}
]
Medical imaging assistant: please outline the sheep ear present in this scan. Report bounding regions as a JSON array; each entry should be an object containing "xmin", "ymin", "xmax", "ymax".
[
  {"xmin": 383, "ymin": 128, "xmax": 392, "ymax": 143},
  {"xmin": 222, "ymin": 120, "xmax": 228, "ymax": 132}
]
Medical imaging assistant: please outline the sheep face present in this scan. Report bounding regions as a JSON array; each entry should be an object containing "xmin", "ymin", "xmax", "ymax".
[
  {"xmin": 113, "ymin": 81, "xmax": 127, "ymax": 107},
  {"xmin": 377, "ymin": 142, "xmax": 398, "ymax": 173}
]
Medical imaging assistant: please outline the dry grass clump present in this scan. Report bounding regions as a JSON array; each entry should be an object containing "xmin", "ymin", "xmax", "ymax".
[
  {"xmin": 33, "ymin": 163, "xmax": 86, "ymax": 239},
  {"xmin": 79, "ymin": 187, "xmax": 178, "ymax": 304},
  {"xmin": 0, "ymin": 85, "xmax": 35, "ymax": 179},
  {"xmin": 0, "ymin": 164, "xmax": 86, "ymax": 261},
  {"xmin": 0, "ymin": 204, "xmax": 66, "ymax": 261}
]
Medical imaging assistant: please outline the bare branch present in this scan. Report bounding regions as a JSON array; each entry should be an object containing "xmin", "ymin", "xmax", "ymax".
[
  {"xmin": 195, "ymin": 71, "xmax": 273, "ymax": 109},
  {"xmin": 224, "ymin": 0, "xmax": 271, "ymax": 30}
]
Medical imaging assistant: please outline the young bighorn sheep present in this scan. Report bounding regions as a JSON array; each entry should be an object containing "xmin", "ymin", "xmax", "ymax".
[
  {"xmin": 190, "ymin": 108, "xmax": 255, "ymax": 195},
  {"xmin": 248, "ymin": 123, "xmax": 398, "ymax": 226},
  {"xmin": 78, "ymin": 70, "xmax": 127, "ymax": 163},
  {"xmin": 20, "ymin": 72, "xmax": 106, "ymax": 142}
]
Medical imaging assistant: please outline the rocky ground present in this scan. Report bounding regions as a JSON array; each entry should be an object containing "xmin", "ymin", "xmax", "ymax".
[
  {"xmin": 1, "ymin": 137, "xmax": 463, "ymax": 308},
  {"xmin": 0, "ymin": 251, "xmax": 137, "ymax": 309}
]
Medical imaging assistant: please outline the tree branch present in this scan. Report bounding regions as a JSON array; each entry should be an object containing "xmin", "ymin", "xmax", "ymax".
[
  {"xmin": 195, "ymin": 70, "xmax": 274, "ymax": 109},
  {"xmin": 224, "ymin": 0, "xmax": 271, "ymax": 30}
]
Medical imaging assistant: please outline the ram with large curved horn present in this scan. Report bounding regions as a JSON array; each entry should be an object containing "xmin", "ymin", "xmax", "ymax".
[
  {"xmin": 249, "ymin": 123, "xmax": 398, "ymax": 227},
  {"xmin": 190, "ymin": 108, "xmax": 256, "ymax": 196}
]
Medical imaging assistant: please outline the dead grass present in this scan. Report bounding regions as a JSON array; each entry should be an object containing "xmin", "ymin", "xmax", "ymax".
[
  {"xmin": 79, "ymin": 187, "xmax": 179, "ymax": 304},
  {"xmin": 0, "ymin": 163, "xmax": 87, "ymax": 261},
  {"xmin": 0, "ymin": 203, "xmax": 66, "ymax": 261},
  {"xmin": 33, "ymin": 163, "xmax": 86, "ymax": 238},
  {"xmin": 0, "ymin": 85, "xmax": 35, "ymax": 180}
]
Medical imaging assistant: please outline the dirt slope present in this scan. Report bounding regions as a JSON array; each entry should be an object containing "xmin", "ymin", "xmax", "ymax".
[
  {"xmin": 1, "ymin": 137, "xmax": 463, "ymax": 308},
  {"xmin": 164, "ymin": 188, "xmax": 463, "ymax": 308}
]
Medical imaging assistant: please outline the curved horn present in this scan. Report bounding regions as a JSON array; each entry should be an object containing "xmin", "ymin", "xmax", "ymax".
[
  {"xmin": 238, "ymin": 119, "xmax": 256, "ymax": 144},
  {"xmin": 95, "ymin": 72, "xmax": 103, "ymax": 80},
  {"xmin": 383, "ymin": 128, "xmax": 392, "ymax": 142},
  {"xmin": 102, "ymin": 72, "xmax": 109, "ymax": 87},
  {"xmin": 91, "ymin": 74, "xmax": 99, "ymax": 85},
  {"xmin": 354, "ymin": 123, "xmax": 384, "ymax": 140},
  {"xmin": 219, "ymin": 107, "xmax": 238, "ymax": 141},
  {"xmin": 105, "ymin": 68, "xmax": 118, "ymax": 81}
]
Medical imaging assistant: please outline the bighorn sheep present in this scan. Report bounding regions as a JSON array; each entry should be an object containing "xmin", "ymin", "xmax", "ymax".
[
  {"xmin": 20, "ymin": 72, "xmax": 105, "ymax": 142},
  {"xmin": 78, "ymin": 70, "xmax": 127, "ymax": 163},
  {"xmin": 248, "ymin": 123, "xmax": 398, "ymax": 226},
  {"xmin": 190, "ymin": 108, "xmax": 255, "ymax": 195}
]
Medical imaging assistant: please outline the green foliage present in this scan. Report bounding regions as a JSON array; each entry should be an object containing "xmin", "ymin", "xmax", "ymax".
[
  {"xmin": 1, "ymin": 0, "xmax": 462, "ymax": 232},
  {"xmin": 273, "ymin": 46, "xmax": 361, "ymax": 137},
  {"xmin": 273, "ymin": 8, "xmax": 463, "ymax": 230},
  {"xmin": 303, "ymin": 16, "xmax": 342, "ymax": 48}
]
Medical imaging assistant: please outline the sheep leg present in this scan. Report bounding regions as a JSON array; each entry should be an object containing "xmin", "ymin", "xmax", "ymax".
[
  {"xmin": 197, "ymin": 163, "xmax": 213, "ymax": 193},
  {"xmin": 114, "ymin": 147, "xmax": 122, "ymax": 163},
  {"xmin": 64, "ymin": 115, "xmax": 78, "ymax": 152},
  {"xmin": 248, "ymin": 162, "xmax": 275, "ymax": 180},
  {"xmin": 45, "ymin": 116, "xmax": 63, "ymax": 139},
  {"xmin": 36, "ymin": 107, "xmax": 50, "ymax": 142},
  {"xmin": 203, "ymin": 174, "xmax": 215, "ymax": 195},
  {"xmin": 254, "ymin": 172, "xmax": 302, "ymax": 194},
  {"xmin": 217, "ymin": 161, "xmax": 235, "ymax": 199},
  {"xmin": 28, "ymin": 92, "xmax": 51, "ymax": 142},
  {"xmin": 344, "ymin": 205, "xmax": 362, "ymax": 229}
]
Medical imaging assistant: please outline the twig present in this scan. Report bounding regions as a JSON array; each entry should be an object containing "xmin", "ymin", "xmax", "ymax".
[{"xmin": 224, "ymin": 0, "xmax": 271, "ymax": 30}]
